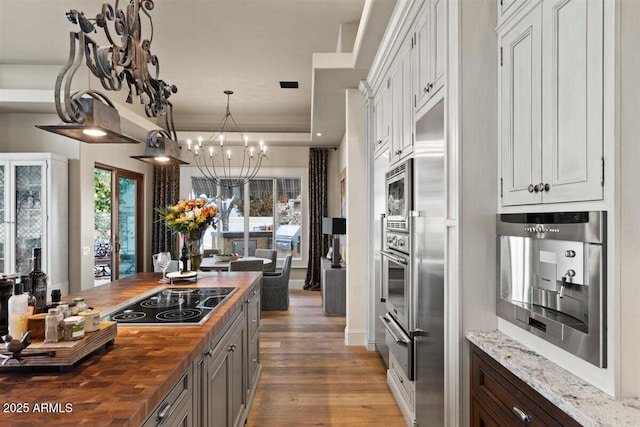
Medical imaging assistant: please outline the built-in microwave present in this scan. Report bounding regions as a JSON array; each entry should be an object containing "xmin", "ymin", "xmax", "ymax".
[{"xmin": 385, "ymin": 159, "xmax": 412, "ymax": 232}]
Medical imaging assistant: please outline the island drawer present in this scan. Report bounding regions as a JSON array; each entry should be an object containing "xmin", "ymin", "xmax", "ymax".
[{"xmin": 142, "ymin": 367, "xmax": 193, "ymax": 427}]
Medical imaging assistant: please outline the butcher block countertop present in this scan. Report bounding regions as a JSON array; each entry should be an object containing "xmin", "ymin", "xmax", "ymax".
[{"xmin": 0, "ymin": 272, "xmax": 262, "ymax": 427}]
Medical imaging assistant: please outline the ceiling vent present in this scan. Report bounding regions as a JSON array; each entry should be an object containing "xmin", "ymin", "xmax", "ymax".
[{"xmin": 279, "ymin": 81, "xmax": 299, "ymax": 89}]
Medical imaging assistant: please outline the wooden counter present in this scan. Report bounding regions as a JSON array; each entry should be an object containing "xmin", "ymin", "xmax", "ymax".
[{"xmin": 0, "ymin": 272, "xmax": 262, "ymax": 427}]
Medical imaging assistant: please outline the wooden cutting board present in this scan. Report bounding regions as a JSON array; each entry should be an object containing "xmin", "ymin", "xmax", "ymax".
[{"xmin": 0, "ymin": 321, "xmax": 117, "ymax": 369}]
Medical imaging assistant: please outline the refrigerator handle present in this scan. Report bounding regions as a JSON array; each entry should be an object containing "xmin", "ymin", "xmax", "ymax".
[{"xmin": 379, "ymin": 213, "xmax": 386, "ymax": 303}]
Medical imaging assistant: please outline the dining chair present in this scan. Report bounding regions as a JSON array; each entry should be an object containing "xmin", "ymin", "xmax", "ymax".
[
  {"xmin": 254, "ymin": 249, "xmax": 277, "ymax": 272},
  {"xmin": 228, "ymin": 259, "xmax": 263, "ymax": 272},
  {"xmin": 262, "ymin": 254, "xmax": 292, "ymax": 311},
  {"xmin": 203, "ymin": 249, "xmax": 220, "ymax": 257}
]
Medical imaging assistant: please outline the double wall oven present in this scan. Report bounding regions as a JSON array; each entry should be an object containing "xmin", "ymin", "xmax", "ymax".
[{"xmin": 380, "ymin": 159, "xmax": 414, "ymax": 379}]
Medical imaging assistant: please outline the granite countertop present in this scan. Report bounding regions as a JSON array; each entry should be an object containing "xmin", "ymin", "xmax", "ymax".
[
  {"xmin": 0, "ymin": 272, "xmax": 261, "ymax": 427},
  {"xmin": 466, "ymin": 330, "xmax": 640, "ymax": 427}
]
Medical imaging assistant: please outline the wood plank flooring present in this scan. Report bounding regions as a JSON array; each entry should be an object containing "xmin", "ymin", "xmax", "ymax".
[{"xmin": 246, "ymin": 289, "xmax": 405, "ymax": 427}]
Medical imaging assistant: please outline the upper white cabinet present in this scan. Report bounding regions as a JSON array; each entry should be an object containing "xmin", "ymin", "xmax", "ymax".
[
  {"xmin": 414, "ymin": 0, "xmax": 446, "ymax": 113},
  {"xmin": 0, "ymin": 153, "xmax": 68, "ymax": 296},
  {"xmin": 373, "ymin": 77, "xmax": 391, "ymax": 156},
  {"xmin": 499, "ymin": 0, "xmax": 604, "ymax": 206},
  {"xmin": 390, "ymin": 34, "xmax": 414, "ymax": 164}
]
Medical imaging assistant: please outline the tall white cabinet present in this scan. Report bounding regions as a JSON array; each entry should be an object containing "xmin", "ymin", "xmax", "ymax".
[{"xmin": 0, "ymin": 153, "xmax": 68, "ymax": 298}]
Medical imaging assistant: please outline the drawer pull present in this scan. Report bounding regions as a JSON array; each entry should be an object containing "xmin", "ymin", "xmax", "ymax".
[
  {"xmin": 158, "ymin": 402, "xmax": 172, "ymax": 420},
  {"xmin": 512, "ymin": 406, "xmax": 532, "ymax": 423}
]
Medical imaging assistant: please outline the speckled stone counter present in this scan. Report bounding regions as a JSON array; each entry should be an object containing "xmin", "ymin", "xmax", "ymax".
[{"xmin": 466, "ymin": 330, "xmax": 640, "ymax": 427}]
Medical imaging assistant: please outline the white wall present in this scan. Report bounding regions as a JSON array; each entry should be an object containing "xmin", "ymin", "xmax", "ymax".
[{"xmin": 344, "ymin": 88, "xmax": 367, "ymax": 346}]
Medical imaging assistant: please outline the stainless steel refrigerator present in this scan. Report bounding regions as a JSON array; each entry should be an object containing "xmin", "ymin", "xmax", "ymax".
[{"xmin": 412, "ymin": 100, "xmax": 445, "ymax": 426}]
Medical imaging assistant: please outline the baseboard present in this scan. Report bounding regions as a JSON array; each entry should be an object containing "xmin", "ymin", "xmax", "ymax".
[{"xmin": 344, "ymin": 328, "xmax": 367, "ymax": 346}]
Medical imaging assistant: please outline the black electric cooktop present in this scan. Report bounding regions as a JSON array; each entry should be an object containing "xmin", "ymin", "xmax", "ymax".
[{"xmin": 105, "ymin": 287, "xmax": 237, "ymax": 326}]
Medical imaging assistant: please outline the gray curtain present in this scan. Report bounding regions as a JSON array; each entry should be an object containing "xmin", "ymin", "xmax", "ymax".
[
  {"xmin": 304, "ymin": 148, "xmax": 329, "ymax": 290},
  {"xmin": 152, "ymin": 164, "xmax": 180, "ymax": 259}
]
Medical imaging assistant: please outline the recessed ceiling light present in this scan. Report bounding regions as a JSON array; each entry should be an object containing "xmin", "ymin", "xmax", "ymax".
[
  {"xmin": 280, "ymin": 81, "xmax": 299, "ymax": 89},
  {"xmin": 316, "ymin": 132, "xmax": 322, "ymax": 137}
]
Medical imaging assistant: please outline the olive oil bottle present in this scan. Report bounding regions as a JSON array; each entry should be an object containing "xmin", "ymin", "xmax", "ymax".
[{"xmin": 29, "ymin": 248, "xmax": 47, "ymax": 314}]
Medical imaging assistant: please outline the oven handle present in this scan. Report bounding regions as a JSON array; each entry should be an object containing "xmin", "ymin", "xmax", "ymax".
[
  {"xmin": 380, "ymin": 250, "xmax": 408, "ymax": 266},
  {"xmin": 379, "ymin": 314, "xmax": 411, "ymax": 346}
]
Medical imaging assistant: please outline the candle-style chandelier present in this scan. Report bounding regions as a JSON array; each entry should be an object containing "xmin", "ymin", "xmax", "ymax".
[{"xmin": 186, "ymin": 91, "xmax": 268, "ymax": 189}]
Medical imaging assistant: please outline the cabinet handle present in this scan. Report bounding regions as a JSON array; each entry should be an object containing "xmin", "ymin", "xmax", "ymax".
[
  {"xmin": 228, "ymin": 344, "xmax": 237, "ymax": 352},
  {"xmin": 423, "ymin": 86, "xmax": 428, "ymax": 93},
  {"xmin": 429, "ymin": 83, "xmax": 434, "ymax": 89},
  {"xmin": 207, "ymin": 348, "xmax": 214, "ymax": 357},
  {"xmin": 527, "ymin": 184, "xmax": 535, "ymax": 193},
  {"xmin": 544, "ymin": 183, "xmax": 550, "ymax": 192},
  {"xmin": 157, "ymin": 402, "xmax": 172, "ymax": 420},
  {"xmin": 252, "ymin": 319, "xmax": 257, "ymax": 324},
  {"xmin": 511, "ymin": 406, "xmax": 532, "ymax": 423}
]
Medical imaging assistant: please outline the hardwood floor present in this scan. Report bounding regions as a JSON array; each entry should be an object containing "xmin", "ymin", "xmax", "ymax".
[{"xmin": 246, "ymin": 289, "xmax": 405, "ymax": 427}]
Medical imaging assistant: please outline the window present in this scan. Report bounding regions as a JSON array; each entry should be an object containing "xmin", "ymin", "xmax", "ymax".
[{"xmin": 191, "ymin": 176, "xmax": 303, "ymax": 261}]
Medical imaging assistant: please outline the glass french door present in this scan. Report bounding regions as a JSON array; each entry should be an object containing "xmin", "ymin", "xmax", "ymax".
[{"xmin": 94, "ymin": 165, "xmax": 143, "ymax": 283}]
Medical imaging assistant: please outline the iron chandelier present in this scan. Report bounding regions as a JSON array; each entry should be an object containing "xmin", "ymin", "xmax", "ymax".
[{"xmin": 186, "ymin": 91, "xmax": 268, "ymax": 188}]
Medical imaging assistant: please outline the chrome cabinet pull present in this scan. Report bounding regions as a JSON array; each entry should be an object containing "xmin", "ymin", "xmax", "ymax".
[
  {"xmin": 544, "ymin": 183, "xmax": 550, "ymax": 192},
  {"xmin": 158, "ymin": 402, "xmax": 172, "ymax": 420},
  {"xmin": 511, "ymin": 406, "xmax": 532, "ymax": 423},
  {"xmin": 527, "ymin": 184, "xmax": 535, "ymax": 193}
]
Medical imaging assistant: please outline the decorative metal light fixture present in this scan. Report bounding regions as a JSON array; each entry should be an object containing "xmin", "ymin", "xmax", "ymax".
[
  {"xmin": 186, "ymin": 91, "xmax": 268, "ymax": 188},
  {"xmin": 37, "ymin": 0, "xmax": 184, "ymax": 164}
]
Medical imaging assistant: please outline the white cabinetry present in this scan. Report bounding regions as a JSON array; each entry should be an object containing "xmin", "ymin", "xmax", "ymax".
[
  {"xmin": 0, "ymin": 153, "xmax": 68, "ymax": 296},
  {"xmin": 499, "ymin": 0, "xmax": 604, "ymax": 206},
  {"xmin": 390, "ymin": 35, "xmax": 414, "ymax": 164},
  {"xmin": 373, "ymin": 77, "xmax": 391, "ymax": 156},
  {"xmin": 414, "ymin": 0, "xmax": 446, "ymax": 113}
]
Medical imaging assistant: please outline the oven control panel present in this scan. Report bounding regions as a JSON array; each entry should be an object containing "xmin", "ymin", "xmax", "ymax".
[{"xmin": 386, "ymin": 231, "xmax": 410, "ymax": 254}]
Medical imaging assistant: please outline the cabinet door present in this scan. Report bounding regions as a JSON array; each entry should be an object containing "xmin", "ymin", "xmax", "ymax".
[
  {"xmin": 11, "ymin": 161, "xmax": 47, "ymax": 273},
  {"xmin": 205, "ymin": 311, "xmax": 246, "ymax": 427},
  {"xmin": 430, "ymin": 0, "xmax": 446, "ymax": 95},
  {"xmin": 373, "ymin": 87, "xmax": 389, "ymax": 154},
  {"xmin": 541, "ymin": 0, "xmax": 603, "ymax": 203},
  {"xmin": 207, "ymin": 340, "xmax": 231, "ymax": 427},
  {"xmin": 499, "ymin": 3, "xmax": 543, "ymax": 206},
  {"xmin": 414, "ymin": 3, "xmax": 432, "ymax": 110},
  {"xmin": 229, "ymin": 320, "xmax": 247, "ymax": 427},
  {"xmin": 396, "ymin": 35, "xmax": 414, "ymax": 162}
]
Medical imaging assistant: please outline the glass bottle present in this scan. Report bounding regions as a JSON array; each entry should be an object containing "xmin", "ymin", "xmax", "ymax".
[
  {"xmin": 180, "ymin": 236, "xmax": 189, "ymax": 273},
  {"xmin": 0, "ymin": 276, "xmax": 15, "ymax": 337},
  {"xmin": 8, "ymin": 282, "xmax": 29, "ymax": 339},
  {"xmin": 29, "ymin": 248, "xmax": 47, "ymax": 314}
]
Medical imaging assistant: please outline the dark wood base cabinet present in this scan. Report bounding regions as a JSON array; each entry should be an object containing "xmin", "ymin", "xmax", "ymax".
[{"xmin": 470, "ymin": 344, "xmax": 581, "ymax": 427}]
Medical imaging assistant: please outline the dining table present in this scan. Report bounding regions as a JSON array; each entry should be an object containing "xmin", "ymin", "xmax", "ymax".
[{"xmin": 199, "ymin": 256, "xmax": 273, "ymax": 272}]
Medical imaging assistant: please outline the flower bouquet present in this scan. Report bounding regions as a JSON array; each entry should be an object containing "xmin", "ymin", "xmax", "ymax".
[{"xmin": 156, "ymin": 198, "xmax": 218, "ymax": 271}]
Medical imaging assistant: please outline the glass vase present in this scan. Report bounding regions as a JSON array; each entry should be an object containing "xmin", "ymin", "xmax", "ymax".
[{"xmin": 185, "ymin": 229, "xmax": 206, "ymax": 271}]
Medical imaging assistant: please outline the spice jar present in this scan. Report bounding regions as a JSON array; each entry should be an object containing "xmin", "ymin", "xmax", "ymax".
[
  {"xmin": 58, "ymin": 304, "xmax": 71, "ymax": 319},
  {"xmin": 78, "ymin": 309, "xmax": 100, "ymax": 332},
  {"xmin": 44, "ymin": 308, "xmax": 61, "ymax": 343},
  {"xmin": 72, "ymin": 297, "xmax": 87, "ymax": 313},
  {"xmin": 62, "ymin": 316, "xmax": 85, "ymax": 340}
]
